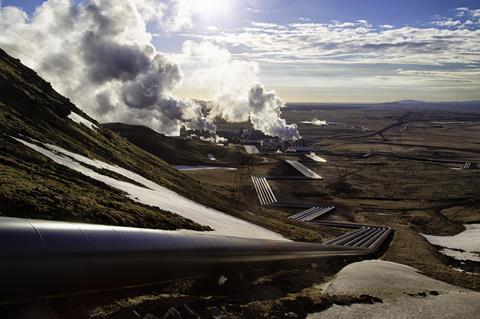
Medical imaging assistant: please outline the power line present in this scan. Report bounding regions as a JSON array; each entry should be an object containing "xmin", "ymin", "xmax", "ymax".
[
  {"xmin": 0, "ymin": 24, "xmax": 149, "ymax": 108},
  {"xmin": 1, "ymin": 42, "xmax": 73, "ymax": 80},
  {"xmin": 2, "ymin": 25, "xmax": 89, "ymax": 72},
  {"xmin": 0, "ymin": 34, "xmax": 126, "ymax": 100}
]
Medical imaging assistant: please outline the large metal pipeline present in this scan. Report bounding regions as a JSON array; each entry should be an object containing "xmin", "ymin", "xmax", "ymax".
[{"xmin": 0, "ymin": 217, "xmax": 372, "ymax": 304}]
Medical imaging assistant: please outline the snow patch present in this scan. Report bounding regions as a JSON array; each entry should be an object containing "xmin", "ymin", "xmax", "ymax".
[
  {"xmin": 439, "ymin": 248, "xmax": 480, "ymax": 262},
  {"xmin": 175, "ymin": 166, "xmax": 237, "ymax": 171},
  {"xmin": 67, "ymin": 112, "xmax": 98, "ymax": 131},
  {"xmin": 207, "ymin": 153, "xmax": 216, "ymax": 161},
  {"xmin": 422, "ymin": 224, "xmax": 480, "ymax": 262},
  {"xmin": 308, "ymin": 260, "xmax": 480, "ymax": 319},
  {"xmin": 14, "ymin": 138, "xmax": 287, "ymax": 241}
]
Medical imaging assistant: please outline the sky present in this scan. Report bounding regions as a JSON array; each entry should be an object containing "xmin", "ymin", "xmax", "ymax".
[{"xmin": 2, "ymin": 0, "xmax": 480, "ymax": 103}]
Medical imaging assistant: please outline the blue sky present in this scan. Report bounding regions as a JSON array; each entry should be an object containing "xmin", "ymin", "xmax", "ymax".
[
  {"xmin": 10, "ymin": 0, "xmax": 480, "ymax": 26},
  {"xmin": 4, "ymin": 0, "xmax": 480, "ymax": 102}
]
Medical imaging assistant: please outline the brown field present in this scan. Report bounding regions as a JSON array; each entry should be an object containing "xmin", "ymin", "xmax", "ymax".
[
  {"xmin": 3, "ymin": 103, "xmax": 479, "ymax": 318},
  {"xmin": 184, "ymin": 103, "xmax": 480, "ymax": 292}
]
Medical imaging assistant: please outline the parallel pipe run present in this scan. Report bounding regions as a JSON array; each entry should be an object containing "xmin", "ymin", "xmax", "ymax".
[
  {"xmin": 289, "ymin": 207, "xmax": 335, "ymax": 222},
  {"xmin": 251, "ymin": 176, "xmax": 277, "ymax": 206},
  {"xmin": 285, "ymin": 160, "xmax": 322, "ymax": 180},
  {"xmin": 349, "ymin": 228, "xmax": 382, "ymax": 247},
  {"xmin": 362, "ymin": 228, "xmax": 388, "ymax": 248},
  {"xmin": 308, "ymin": 221, "xmax": 377, "ymax": 229},
  {"xmin": 289, "ymin": 207, "xmax": 318, "ymax": 220},
  {"xmin": 370, "ymin": 228, "xmax": 394, "ymax": 250},
  {"xmin": 352, "ymin": 228, "xmax": 384, "ymax": 247},
  {"xmin": 0, "ymin": 217, "xmax": 371, "ymax": 304},
  {"xmin": 251, "ymin": 176, "xmax": 265, "ymax": 205},
  {"xmin": 260, "ymin": 177, "xmax": 277, "ymax": 203},
  {"xmin": 321, "ymin": 228, "xmax": 364, "ymax": 246},
  {"xmin": 327, "ymin": 227, "xmax": 372, "ymax": 246},
  {"xmin": 302, "ymin": 207, "xmax": 335, "ymax": 221},
  {"xmin": 343, "ymin": 228, "xmax": 378, "ymax": 246}
]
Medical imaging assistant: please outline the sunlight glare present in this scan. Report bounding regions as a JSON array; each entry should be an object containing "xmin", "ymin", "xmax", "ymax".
[{"xmin": 191, "ymin": 0, "xmax": 233, "ymax": 19}]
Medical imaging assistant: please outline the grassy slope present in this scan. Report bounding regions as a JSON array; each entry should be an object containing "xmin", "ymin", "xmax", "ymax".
[
  {"xmin": 0, "ymin": 48, "xmax": 235, "ymax": 231},
  {"xmin": 103, "ymin": 122, "xmax": 240, "ymax": 165}
]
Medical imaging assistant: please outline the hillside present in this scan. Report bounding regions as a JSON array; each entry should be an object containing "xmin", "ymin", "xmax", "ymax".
[
  {"xmin": 104, "ymin": 122, "xmax": 240, "ymax": 165},
  {"xmin": 0, "ymin": 48, "xmax": 218, "ymax": 230},
  {"xmin": 0, "ymin": 48, "xmax": 321, "ymax": 241},
  {"xmin": 0, "ymin": 49, "xmax": 241, "ymax": 231}
]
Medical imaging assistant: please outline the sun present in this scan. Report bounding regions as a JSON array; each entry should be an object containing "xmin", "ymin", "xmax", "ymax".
[{"xmin": 190, "ymin": 0, "xmax": 233, "ymax": 20}]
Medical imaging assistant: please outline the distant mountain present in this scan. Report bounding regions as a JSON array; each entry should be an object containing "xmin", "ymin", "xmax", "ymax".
[
  {"xmin": 0, "ymin": 48, "xmax": 239, "ymax": 231},
  {"xmin": 395, "ymin": 99, "xmax": 427, "ymax": 104}
]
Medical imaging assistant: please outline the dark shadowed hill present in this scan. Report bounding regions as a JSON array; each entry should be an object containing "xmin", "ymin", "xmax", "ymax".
[{"xmin": 104, "ymin": 122, "xmax": 241, "ymax": 165}]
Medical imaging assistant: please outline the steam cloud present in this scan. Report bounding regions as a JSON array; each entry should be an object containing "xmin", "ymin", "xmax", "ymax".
[
  {"xmin": 248, "ymin": 84, "xmax": 300, "ymax": 140},
  {"xmin": 0, "ymin": 0, "xmax": 299, "ymax": 140},
  {"xmin": 177, "ymin": 41, "xmax": 300, "ymax": 140}
]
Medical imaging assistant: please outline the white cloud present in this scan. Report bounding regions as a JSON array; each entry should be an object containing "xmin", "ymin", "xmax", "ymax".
[
  {"xmin": 188, "ymin": 19, "xmax": 480, "ymax": 68},
  {"xmin": 251, "ymin": 21, "xmax": 279, "ymax": 28},
  {"xmin": 431, "ymin": 19, "xmax": 462, "ymax": 27},
  {"xmin": 246, "ymin": 7, "xmax": 262, "ymax": 14},
  {"xmin": 380, "ymin": 24, "xmax": 395, "ymax": 29},
  {"xmin": 178, "ymin": 13, "xmax": 479, "ymax": 99}
]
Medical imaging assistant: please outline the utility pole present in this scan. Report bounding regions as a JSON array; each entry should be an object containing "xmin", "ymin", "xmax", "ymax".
[{"xmin": 232, "ymin": 145, "xmax": 255, "ymax": 199}]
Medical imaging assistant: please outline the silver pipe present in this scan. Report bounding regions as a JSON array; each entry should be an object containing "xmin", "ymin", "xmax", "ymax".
[{"xmin": 0, "ymin": 217, "xmax": 371, "ymax": 304}]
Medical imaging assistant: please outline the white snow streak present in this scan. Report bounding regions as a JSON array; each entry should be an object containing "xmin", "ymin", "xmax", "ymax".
[
  {"xmin": 439, "ymin": 248, "xmax": 480, "ymax": 262},
  {"xmin": 67, "ymin": 112, "xmax": 98, "ymax": 131},
  {"xmin": 175, "ymin": 165, "xmax": 237, "ymax": 171},
  {"xmin": 15, "ymin": 138, "xmax": 287, "ymax": 241}
]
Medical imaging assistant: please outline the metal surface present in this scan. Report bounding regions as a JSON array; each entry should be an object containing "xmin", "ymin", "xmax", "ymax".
[
  {"xmin": 289, "ymin": 207, "xmax": 335, "ymax": 221},
  {"xmin": 244, "ymin": 145, "xmax": 260, "ymax": 154},
  {"xmin": 285, "ymin": 160, "xmax": 322, "ymax": 179},
  {"xmin": 251, "ymin": 176, "xmax": 277, "ymax": 205},
  {"xmin": 0, "ymin": 217, "xmax": 371, "ymax": 304},
  {"xmin": 321, "ymin": 225, "xmax": 393, "ymax": 249}
]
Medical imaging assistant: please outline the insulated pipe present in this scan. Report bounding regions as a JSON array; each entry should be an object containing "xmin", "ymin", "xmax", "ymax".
[
  {"xmin": 326, "ymin": 227, "xmax": 372, "ymax": 246},
  {"xmin": 308, "ymin": 221, "xmax": 373, "ymax": 229},
  {"xmin": 353, "ymin": 228, "xmax": 384, "ymax": 247},
  {"xmin": 370, "ymin": 228, "xmax": 394, "ymax": 250},
  {"xmin": 263, "ymin": 178, "xmax": 277, "ymax": 203},
  {"xmin": 289, "ymin": 207, "xmax": 317, "ymax": 220},
  {"xmin": 251, "ymin": 177, "xmax": 263, "ymax": 205},
  {"xmin": 303, "ymin": 207, "xmax": 335, "ymax": 221},
  {"xmin": 0, "ymin": 217, "xmax": 371, "ymax": 304},
  {"xmin": 362, "ymin": 228, "xmax": 388, "ymax": 248},
  {"xmin": 343, "ymin": 228, "xmax": 378, "ymax": 246},
  {"xmin": 322, "ymin": 228, "xmax": 365, "ymax": 245}
]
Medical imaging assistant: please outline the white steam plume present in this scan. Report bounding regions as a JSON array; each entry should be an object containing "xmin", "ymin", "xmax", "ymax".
[
  {"xmin": 175, "ymin": 41, "xmax": 300, "ymax": 140},
  {"xmin": 0, "ymin": 0, "xmax": 299, "ymax": 140},
  {"xmin": 0, "ymin": 0, "xmax": 213, "ymax": 136}
]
